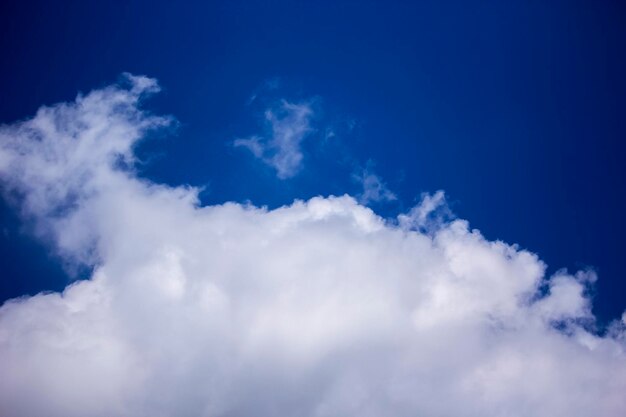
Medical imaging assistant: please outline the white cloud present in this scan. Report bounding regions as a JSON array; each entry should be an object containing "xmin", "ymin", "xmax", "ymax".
[
  {"xmin": 398, "ymin": 190, "xmax": 451, "ymax": 232},
  {"xmin": 353, "ymin": 166, "xmax": 396, "ymax": 205},
  {"xmin": 0, "ymin": 76, "xmax": 625, "ymax": 417},
  {"xmin": 0, "ymin": 73, "xmax": 172, "ymax": 266},
  {"xmin": 234, "ymin": 100, "xmax": 314, "ymax": 179}
]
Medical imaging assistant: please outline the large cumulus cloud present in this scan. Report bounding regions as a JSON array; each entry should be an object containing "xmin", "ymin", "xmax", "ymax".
[{"xmin": 0, "ymin": 75, "xmax": 625, "ymax": 417}]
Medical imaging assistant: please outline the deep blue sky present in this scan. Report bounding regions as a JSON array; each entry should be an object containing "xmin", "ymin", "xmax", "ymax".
[{"xmin": 1, "ymin": 0, "xmax": 625, "ymax": 325}]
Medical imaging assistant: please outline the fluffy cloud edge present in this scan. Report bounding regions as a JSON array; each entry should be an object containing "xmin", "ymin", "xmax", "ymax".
[{"xmin": 0, "ymin": 75, "xmax": 625, "ymax": 417}]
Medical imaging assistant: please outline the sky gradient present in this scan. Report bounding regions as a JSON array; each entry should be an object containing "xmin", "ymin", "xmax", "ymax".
[
  {"xmin": 1, "ymin": 1, "xmax": 625, "ymax": 323},
  {"xmin": 1, "ymin": 1, "xmax": 625, "ymax": 416}
]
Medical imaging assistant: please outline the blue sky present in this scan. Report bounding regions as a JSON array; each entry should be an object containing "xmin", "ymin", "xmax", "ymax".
[
  {"xmin": 1, "ymin": 2, "xmax": 626, "ymax": 415},
  {"xmin": 2, "ymin": 0, "xmax": 625, "ymax": 323}
]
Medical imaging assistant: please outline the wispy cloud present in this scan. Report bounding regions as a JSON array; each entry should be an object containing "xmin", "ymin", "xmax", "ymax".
[
  {"xmin": 0, "ymin": 76, "xmax": 625, "ymax": 417},
  {"xmin": 246, "ymin": 77, "xmax": 281, "ymax": 106},
  {"xmin": 398, "ymin": 190, "xmax": 452, "ymax": 232},
  {"xmin": 0, "ymin": 73, "xmax": 171, "ymax": 265},
  {"xmin": 234, "ymin": 100, "xmax": 314, "ymax": 179},
  {"xmin": 352, "ymin": 164, "xmax": 396, "ymax": 205}
]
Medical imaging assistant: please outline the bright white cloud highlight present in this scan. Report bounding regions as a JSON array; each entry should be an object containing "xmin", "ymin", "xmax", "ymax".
[
  {"xmin": 234, "ymin": 99, "xmax": 314, "ymax": 179},
  {"xmin": 0, "ymin": 76, "xmax": 625, "ymax": 417}
]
